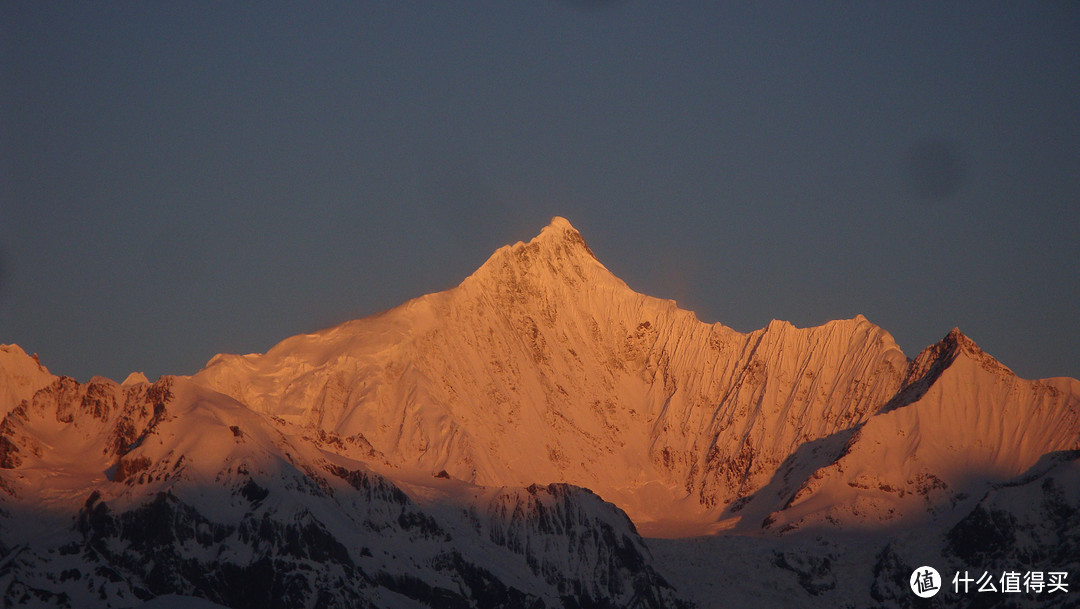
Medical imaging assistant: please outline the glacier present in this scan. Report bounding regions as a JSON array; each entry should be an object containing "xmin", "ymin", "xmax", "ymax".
[{"xmin": 2, "ymin": 217, "xmax": 1078, "ymax": 608}]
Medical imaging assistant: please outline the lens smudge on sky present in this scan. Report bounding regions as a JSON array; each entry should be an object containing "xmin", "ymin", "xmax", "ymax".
[{"xmin": 904, "ymin": 139, "xmax": 967, "ymax": 201}]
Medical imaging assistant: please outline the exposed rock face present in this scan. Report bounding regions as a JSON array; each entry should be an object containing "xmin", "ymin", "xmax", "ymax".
[
  {"xmin": 192, "ymin": 218, "xmax": 1079, "ymax": 537},
  {"xmin": 193, "ymin": 218, "xmax": 923, "ymax": 531},
  {"xmin": 3, "ymin": 217, "xmax": 1079, "ymax": 608},
  {"xmin": 0, "ymin": 366, "xmax": 686, "ymax": 608}
]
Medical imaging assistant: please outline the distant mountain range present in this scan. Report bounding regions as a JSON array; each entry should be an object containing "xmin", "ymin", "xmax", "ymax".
[{"xmin": 3, "ymin": 217, "xmax": 1077, "ymax": 608}]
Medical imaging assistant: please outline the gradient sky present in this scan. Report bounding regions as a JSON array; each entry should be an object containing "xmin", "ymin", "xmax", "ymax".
[{"xmin": 3, "ymin": 2, "xmax": 1078, "ymax": 383}]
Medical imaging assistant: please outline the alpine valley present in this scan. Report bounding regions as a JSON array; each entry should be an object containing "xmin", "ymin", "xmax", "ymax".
[{"xmin": 2, "ymin": 218, "xmax": 1078, "ymax": 608}]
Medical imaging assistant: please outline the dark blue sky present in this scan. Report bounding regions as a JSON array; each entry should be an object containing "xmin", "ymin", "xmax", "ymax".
[{"xmin": 3, "ymin": 2, "xmax": 1078, "ymax": 382}]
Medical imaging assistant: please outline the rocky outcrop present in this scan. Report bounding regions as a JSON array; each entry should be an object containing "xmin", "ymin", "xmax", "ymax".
[{"xmin": 0, "ymin": 372, "xmax": 689, "ymax": 608}]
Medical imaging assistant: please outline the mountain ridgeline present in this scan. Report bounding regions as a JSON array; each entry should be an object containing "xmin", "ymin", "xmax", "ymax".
[
  {"xmin": 193, "ymin": 217, "xmax": 1079, "ymax": 535},
  {"xmin": 2, "ymin": 217, "xmax": 1078, "ymax": 608}
]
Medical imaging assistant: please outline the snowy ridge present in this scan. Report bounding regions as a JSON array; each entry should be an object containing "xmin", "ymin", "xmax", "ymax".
[
  {"xmin": 0, "ymin": 363, "xmax": 685, "ymax": 608},
  {"xmin": 3, "ymin": 216, "xmax": 1080, "ymax": 608},
  {"xmin": 763, "ymin": 329, "xmax": 1080, "ymax": 533},
  {"xmin": 0, "ymin": 345, "xmax": 54, "ymax": 419},
  {"xmin": 194, "ymin": 218, "xmax": 918, "ymax": 533},
  {"xmin": 191, "ymin": 218, "xmax": 1079, "ymax": 537}
]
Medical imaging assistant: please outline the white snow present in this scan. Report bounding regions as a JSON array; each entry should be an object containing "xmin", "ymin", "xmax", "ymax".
[
  {"xmin": 0, "ymin": 344, "xmax": 54, "ymax": 417},
  {"xmin": 766, "ymin": 330, "xmax": 1080, "ymax": 532},
  {"xmin": 2, "ymin": 217, "xmax": 1080, "ymax": 609},
  {"xmin": 1, "ymin": 217, "xmax": 1077, "ymax": 609},
  {"xmin": 122, "ymin": 371, "xmax": 150, "ymax": 386},
  {"xmin": 183, "ymin": 219, "xmax": 909, "ymax": 532}
]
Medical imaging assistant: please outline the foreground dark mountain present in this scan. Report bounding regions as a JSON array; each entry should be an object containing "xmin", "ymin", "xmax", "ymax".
[{"xmin": 2, "ymin": 218, "xmax": 1078, "ymax": 607}]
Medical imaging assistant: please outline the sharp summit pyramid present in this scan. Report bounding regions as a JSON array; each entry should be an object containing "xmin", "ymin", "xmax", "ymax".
[
  {"xmin": 191, "ymin": 216, "xmax": 1080, "ymax": 535},
  {"xmin": 2, "ymin": 217, "xmax": 1078, "ymax": 608}
]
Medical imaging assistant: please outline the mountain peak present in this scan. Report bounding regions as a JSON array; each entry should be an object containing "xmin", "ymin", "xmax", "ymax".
[
  {"xmin": 0, "ymin": 344, "xmax": 49, "ymax": 374},
  {"xmin": 533, "ymin": 216, "xmax": 596, "ymax": 259},
  {"xmin": 543, "ymin": 215, "xmax": 576, "ymax": 233},
  {"xmin": 122, "ymin": 371, "xmax": 150, "ymax": 386},
  {"xmin": 941, "ymin": 327, "xmax": 988, "ymax": 359},
  {"xmin": 462, "ymin": 216, "xmax": 607, "ymax": 292},
  {"xmin": 911, "ymin": 327, "xmax": 982, "ymax": 364},
  {"xmin": 882, "ymin": 326, "xmax": 1016, "ymax": 414},
  {"xmin": 1, "ymin": 344, "xmax": 56, "ymax": 416}
]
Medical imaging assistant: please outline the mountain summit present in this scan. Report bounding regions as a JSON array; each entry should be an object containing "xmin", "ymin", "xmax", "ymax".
[
  {"xmin": 191, "ymin": 218, "xmax": 1080, "ymax": 536},
  {"xmin": 3, "ymin": 217, "xmax": 1079, "ymax": 608}
]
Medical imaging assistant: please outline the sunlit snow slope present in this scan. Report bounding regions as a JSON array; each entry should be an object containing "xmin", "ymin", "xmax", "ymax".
[
  {"xmin": 4, "ymin": 216, "xmax": 1080, "ymax": 609},
  {"xmin": 762, "ymin": 328, "xmax": 1080, "ymax": 532},
  {"xmin": 0, "ymin": 354, "xmax": 684, "ymax": 608},
  {"xmin": 191, "ymin": 217, "xmax": 1080, "ymax": 536}
]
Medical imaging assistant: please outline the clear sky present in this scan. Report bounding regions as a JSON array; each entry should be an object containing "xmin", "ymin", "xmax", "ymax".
[{"xmin": 3, "ymin": 2, "xmax": 1078, "ymax": 382}]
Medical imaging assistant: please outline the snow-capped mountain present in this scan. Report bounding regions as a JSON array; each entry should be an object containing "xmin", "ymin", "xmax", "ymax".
[
  {"xmin": 760, "ymin": 328, "xmax": 1080, "ymax": 533},
  {"xmin": 193, "ymin": 217, "xmax": 1079, "ymax": 537},
  {"xmin": 2, "ymin": 217, "xmax": 1078, "ymax": 608},
  {"xmin": 193, "ymin": 218, "xmax": 912, "ymax": 535},
  {"xmin": 0, "ymin": 363, "xmax": 684, "ymax": 608}
]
